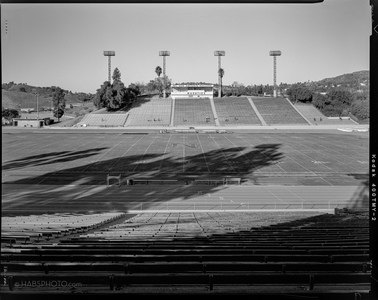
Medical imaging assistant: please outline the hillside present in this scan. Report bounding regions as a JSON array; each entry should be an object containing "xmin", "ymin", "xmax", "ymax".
[
  {"xmin": 2, "ymin": 83, "xmax": 96, "ymax": 119},
  {"xmin": 318, "ymin": 70, "xmax": 369, "ymax": 87},
  {"xmin": 2, "ymin": 89, "xmax": 54, "ymax": 110}
]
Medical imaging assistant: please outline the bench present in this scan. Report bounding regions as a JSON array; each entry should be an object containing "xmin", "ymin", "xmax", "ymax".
[
  {"xmin": 107, "ymin": 174, "xmax": 121, "ymax": 187},
  {"xmin": 0, "ymin": 236, "xmax": 30, "ymax": 245},
  {"xmin": 1, "ymin": 238, "xmax": 17, "ymax": 246},
  {"xmin": 194, "ymin": 178, "xmax": 225, "ymax": 185},
  {"xmin": 224, "ymin": 177, "xmax": 241, "ymax": 185},
  {"xmin": 128, "ymin": 179, "xmax": 178, "ymax": 185}
]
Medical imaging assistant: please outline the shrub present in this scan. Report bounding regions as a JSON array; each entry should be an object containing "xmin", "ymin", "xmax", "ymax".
[{"xmin": 351, "ymin": 99, "xmax": 369, "ymax": 120}]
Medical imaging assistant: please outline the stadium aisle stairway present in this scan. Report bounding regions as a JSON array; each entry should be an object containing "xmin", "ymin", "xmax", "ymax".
[{"xmin": 1, "ymin": 210, "xmax": 370, "ymax": 297}]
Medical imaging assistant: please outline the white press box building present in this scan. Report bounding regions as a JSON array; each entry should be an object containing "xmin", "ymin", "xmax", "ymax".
[{"xmin": 170, "ymin": 84, "xmax": 214, "ymax": 100}]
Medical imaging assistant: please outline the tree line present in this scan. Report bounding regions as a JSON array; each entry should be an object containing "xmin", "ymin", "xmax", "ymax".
[
  {"xmin": 93, "ymin": 67, "xmax": 171, "ymax": 111},
  {"xmin": 286, "ymin": 84, "xmax": 369, "ymax": 120}
]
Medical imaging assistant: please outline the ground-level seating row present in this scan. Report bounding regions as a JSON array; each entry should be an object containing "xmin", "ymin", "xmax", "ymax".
[
  {"xmin": 1, "ymin": 211, "xmax": 370, "ymax": 295},
  {"xmin": 1, "ymin": 261, "xmax": 370, "ymax": 274},
  {"xmin": 2, "ymin": 272, "xmax": 370, "ymax": 292}
]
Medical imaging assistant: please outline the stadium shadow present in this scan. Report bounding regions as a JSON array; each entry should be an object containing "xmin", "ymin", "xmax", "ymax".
[
  {"xmin": 346, "ymin": 174, "xmax": 369, "ymax": 210},
  {"xmin": 2, "ymin": 144, "xmax": 284, "ymax": 213},
  {"xmin": 117, "ymin": 96, "xmax": 151, "ymax": 111},
  {"xmin": 2, "ymin": 148, "xmax": 109, "ymax": 170}
]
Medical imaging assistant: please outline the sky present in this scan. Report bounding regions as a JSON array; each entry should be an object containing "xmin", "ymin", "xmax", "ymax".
[{"xmin": 1, "ymin": 1, "xmax": 371, "ymax": 94}]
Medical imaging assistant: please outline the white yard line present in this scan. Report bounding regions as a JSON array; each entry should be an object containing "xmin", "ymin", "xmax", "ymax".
[
  {"xmin": 196, "ymin": 135, "xmax": 211, "ymax": 173},
  {"xmin": 158, "ymin": 134, "xmax": 173, "ymax": 172},
  {"xmin": 286, "ymin": 137, "xmax": 366, "ymax": 174},
  {"xmin": 131, "ymin": 135, "xmax": 161, "ymax": 173}
]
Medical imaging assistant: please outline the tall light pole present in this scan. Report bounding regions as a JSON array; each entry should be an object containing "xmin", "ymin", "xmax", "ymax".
[
  {"xmin": 103, "ymin": 51, "xmax": 115, "ymax": 82},
  {"xmin": 269, "ymin": 50, "xmax": 282, "ymax": 98},
  {"xmin": 214, "ymin": 51, "xmax": 225, "ymax": 98},
  {"xmin": 34, "ymin": 92, "xmax": 39, "ymax": 127},
  {"xmin": 159, "ymin": 51, "xmax": 170, "ymax": 98}
]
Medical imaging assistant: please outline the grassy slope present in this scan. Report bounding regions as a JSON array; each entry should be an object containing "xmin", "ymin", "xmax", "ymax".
[
  {"xmin": 2, "ymin": 89, "xmax": 53, "ymax": 109},
  {"xmin": 2, "ymin": 89, "xmax": 96, "ymax": 120}
]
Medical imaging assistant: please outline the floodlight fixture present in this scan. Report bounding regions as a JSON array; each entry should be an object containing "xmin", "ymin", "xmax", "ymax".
[
  {"xmin": 214, "ymin": 51, "xmax": 225, "ymax": 56},
  {"xmin": 214, "ymin": 51, "xmax": 225, "ymax": 98},
  {"xmin": 159, "ymin": 51, "xmax": 170, "ymax": 57},
  {"xmin": 269, "ymin": 50, "xmax": 282, "ymax": 97},
  {"xmin": 103, "ymin": 51, "xmax": 115, "ymax": 82},
  {"xmin": 269, "ymin": 50, "xmax": 282, "ymax": 57},
  {"xmin": 159, "ymin": 51, "xmax": 170, "ymax": 98}
]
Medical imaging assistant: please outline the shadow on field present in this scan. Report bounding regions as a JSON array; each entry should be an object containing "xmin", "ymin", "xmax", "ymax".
[
  {"xmin": 2, "ymin": 148, "xmax": 108, "ymax": 170},
  {"xmin": 346, "ymin": 174, "xmax": 369, "ymax": 210},
  {"xmin": 2, "ymin": 144, "xmax": 284, "ymax": 213}
]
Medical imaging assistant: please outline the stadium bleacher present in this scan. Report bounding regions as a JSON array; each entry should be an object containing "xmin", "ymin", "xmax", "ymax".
[
  {"xmin": 76, "ymin": 114, "xmax": 128, "ymax": 127},
  {"xmin": 1, "ymin": 210, "xmax": 370, "ymax": 296},
  {"xmin": 1, "ymin": 213, "xmax": 125, "ymax": 244},
  {"xmin": 213, "ymin": 97, "xmax": 262, "ymax": 125},
  {"xmin": 125, "ymin": 98, "xmax": 172, "ymax": 126},
  {"xmin": 174, "ymin": 98, "xmax": 216, "ymax": 126},
  {"xmin": 251, "ymin": 97, "xmax": 308, "ymax": 125}
]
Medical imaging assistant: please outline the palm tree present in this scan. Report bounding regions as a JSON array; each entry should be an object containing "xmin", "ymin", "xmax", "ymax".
[
  {"xmin": 218, "ymin": 68, "xmax": 224, "ymax": 97},
  {"xmin": 155, "ymin": 66, "xmax": 162, "ymax": 77}
]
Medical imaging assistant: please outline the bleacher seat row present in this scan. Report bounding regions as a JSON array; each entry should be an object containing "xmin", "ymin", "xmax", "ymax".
[{"xmin": 1, "ymin": 210, "xmax": 370, "ymax": 296}]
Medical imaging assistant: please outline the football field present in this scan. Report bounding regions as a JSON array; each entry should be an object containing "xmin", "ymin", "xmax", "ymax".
[{"xmin": 2, "ymin": 128, "xmax": 369, "ymax": 214}]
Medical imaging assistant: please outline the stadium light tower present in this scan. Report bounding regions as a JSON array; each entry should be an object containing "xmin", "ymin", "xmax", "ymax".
[
  {"xmin": 34, "ymin": 92, "xmax": 39, "ymax": 127},
  {"xmin": 269, "ymin": 50, "xmax": 282, "ymax": 98},
  {"xmin": 103, "ymin": 51, "xmax": 115, "ymax": 82},
  {"xmin": 159, "ymin": 51, "xmax": 170, "ymax": 98},
  {"xmin": 214, "ymin": 51, "xmax": 225, "ymax": 98}
]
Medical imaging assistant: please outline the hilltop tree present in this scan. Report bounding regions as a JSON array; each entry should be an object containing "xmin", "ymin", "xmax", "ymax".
[
  {"xmin": 107, "ymin": 80, "xmax": 129, "ymax": 110},
  {"xmin": 325, "ymin": 89, "xmax": 353, "ymax": 116},
  {"xmin": 53, "ymin": 108, "xmax": 64, "ymax": 120},
  {"xmin": 2, "ymin": 107, "xmax": 20, "ymax": 121},
  {"xmin": 152, "ymin": 75, "xmax": 171, "ymax": 97},
  {"xmin": 350, "ymin": 99, "xmax": 369, "ymax": 120},
  {"xmin": 312, "ymin": 93, "xmax": 327, "ymax": 110},
  {"xmin": 93, "ymin": 68, "xmax": 134, "ymax": 111},
  {"xmin": 258, "ymin": 85, "xmax": 263, "ymax": 96},
  {"xmin": 287, "ymin": 85, "xmax": 312, "ymax": 104},
  {"xmin": 128, "ymin": 83, "xmax": 141, "ymax": 101},
  {"xmin": 112, "ymin": 68, "xmax": 121, "ymax": 82},
  {"xmin": 52, "ymin": 87, "xmax": 66, "ymax": 121},
  {"xmin": 93, "ymin": 81, "xmax": 111, "ymax": 109},
  {"xmin": 218, "ymin": 68, "xmax": 224, "ymax": 97},
  {"xmin": 155, "ymin": 66, "xmax": 162, "ymax": 77},
  {"xmin": 312, "ymin": 89, "xmax": 354, "ymax": 117}
]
